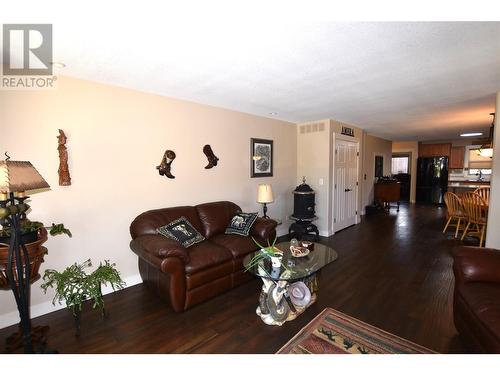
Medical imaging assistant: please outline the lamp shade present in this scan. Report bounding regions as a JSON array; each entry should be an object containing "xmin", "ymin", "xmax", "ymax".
[
  {"xmin": 0, "ymin": 160, "xmax": 50, "ymax": 193},
  {"xmin": 257, "ymin": 184, "xmax": 274, "ymax": 203}
]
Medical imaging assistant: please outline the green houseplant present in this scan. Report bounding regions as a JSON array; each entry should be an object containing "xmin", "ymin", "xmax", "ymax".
[
  {"xmin": 41, "ymin": 259, "xmax": 125, "ymax": 336},
  {"xmin": 245, "ymin": 236, "xmax": 286, "ymax": 271},
  {"xmin": 0, "ymin": 220, "xmax": 72, "ymax": 244},
  {"xmin": 0, "ymin": 221, "xmax": 72, "ymax": 290}
]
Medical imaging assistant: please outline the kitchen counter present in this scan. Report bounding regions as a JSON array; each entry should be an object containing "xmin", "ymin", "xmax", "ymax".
[
  {"xmin": 448, "ymin": 180, "xmax": 490, "ymax": 184},
  {"xmin": 448, "ymin": 181, "xmax": 490, "ymax": 193}
]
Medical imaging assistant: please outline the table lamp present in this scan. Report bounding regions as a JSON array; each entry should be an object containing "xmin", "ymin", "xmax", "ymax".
[
  {"xmin": 257, "ymin": 184, "xmax": 274, "ymax": 218},
  {"xmin": 0, "ymin": 156, "xmax": 50, "ymax": 353}
]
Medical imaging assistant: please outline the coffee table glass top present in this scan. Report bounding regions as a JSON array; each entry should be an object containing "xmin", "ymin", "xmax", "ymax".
[{"xmin": 243, "ymin": 241, "xmax": 338, "ymax": 282}]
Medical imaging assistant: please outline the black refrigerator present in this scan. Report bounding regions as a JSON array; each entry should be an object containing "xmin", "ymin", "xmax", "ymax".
[{"xmin": 416, "ymin": 157, "xmax": 449, "ymax": 205}]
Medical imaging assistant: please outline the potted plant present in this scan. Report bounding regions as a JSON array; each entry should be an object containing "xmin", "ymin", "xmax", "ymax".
[
  {"xmin": 245, "ymin": 236, "xmax": 285, "ymax": 271},
  {"xmin": 41, "ymin": 259, "xmax": 126, "ymax": 336},
  {"xmin": 0, "ymin": 221, "xmax": 71, "ymax": 289},
  {"xmin": 0, "ymin": 220, "xmax": 71, "ymax": 245}
]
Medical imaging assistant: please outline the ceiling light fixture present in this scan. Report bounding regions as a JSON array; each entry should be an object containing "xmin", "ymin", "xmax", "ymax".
[
  {"xmin": 268, "ymin": 112, "xmax": 278, "ymax": 116},
  {"xmin": 460, "ymin": 132, "xmax": 483, "ymax": 137},
  {"xmin": 476, "ymin": 113, "xmax": 495, "ymax": 159},
  {"xmin": 51, "ymin": 62, "xmax": 66, "ymax": 68}
]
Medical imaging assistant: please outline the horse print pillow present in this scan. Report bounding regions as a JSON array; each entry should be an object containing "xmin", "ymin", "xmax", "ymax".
[
  {"xmin": 225, "ymin": 212, "xmax": 258, "ymax": 236},
  {"xmin": 157, "ymin": 216, "xmax": 205, "ymax": 248}
]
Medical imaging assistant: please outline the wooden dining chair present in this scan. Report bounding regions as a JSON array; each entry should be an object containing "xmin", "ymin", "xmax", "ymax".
[
  {"xmin": 460, "ymin": 192, "xmax": 488, "ymax": 247},
  {"xmin": 474, "ymin": 186, "xmax": 490, "ymax": 204},
  {"xmin": 443, "ymin": 192, "xmax": 467, "ymax": 238}
]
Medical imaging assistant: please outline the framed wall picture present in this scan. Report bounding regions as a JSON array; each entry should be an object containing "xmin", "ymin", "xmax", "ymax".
[{"xmin": 251, "ymin": 138, "xmax": 273, "ymax": 177}]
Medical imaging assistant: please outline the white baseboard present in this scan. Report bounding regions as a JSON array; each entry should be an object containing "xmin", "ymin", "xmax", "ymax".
[
  {"xmin": 0, "ymin": 273, "xmax": 142, "ymax": 329},
  {"xmin": 319, "ymin": 230, "xmax": 331, "ymax": 237},
  {"xmin": 276, "ymin": 227, "xmax": 289, "ymax": 237}
]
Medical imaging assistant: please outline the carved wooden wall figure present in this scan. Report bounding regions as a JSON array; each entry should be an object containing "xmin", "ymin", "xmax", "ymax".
[
  {"xmin": 57, "ymin": 129, "xmax": 71, "ymax": 186},
  {"xmin": 156, "ymin": 150, "xmax": 176, "ymax": 179},
  {"xmin": 203, "ymin": 145, "xmax": 219, "ymax": 169}
]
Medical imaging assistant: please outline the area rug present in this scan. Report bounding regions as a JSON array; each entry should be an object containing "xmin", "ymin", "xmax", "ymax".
[{"xmin": 277, "ymin": 308, "xmax": 436, "ymax": 354}]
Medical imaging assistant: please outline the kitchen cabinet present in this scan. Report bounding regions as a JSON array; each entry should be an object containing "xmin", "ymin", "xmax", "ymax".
[
  {"xmin": 419, "ymin": 143, "xmax": 451, "ymax": 158},
  {"xmin": 449, "ymin": 146, "xmax": 465, "ymax": 169}
]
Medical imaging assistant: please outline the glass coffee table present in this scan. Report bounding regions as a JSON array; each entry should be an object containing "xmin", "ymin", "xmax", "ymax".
[{"xmin": 243, "ymin": 241, "xmax": 338, "ymax": 326}]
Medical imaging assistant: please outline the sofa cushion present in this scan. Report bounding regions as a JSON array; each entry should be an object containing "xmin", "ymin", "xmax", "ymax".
[
  {"xmin": 225, "ymin": 212, "xmax": 258, "ymax": 236},
  {"xmin": 457, "ymin": 283, "xmax": 500, "ymax": 344},
  {"xmin": 186, "ymin": 261, "xmax": 234, "ymax": 290},
  {"xmin": 210, "ymin": 233, "xmax": 258, "ymax": 259},
  {"xmin": 130, "ymin": 206, "xmax": 204, "ymax": 239},
  {"xmin": 195, "ymin": 201, "xmax": 241, "ymax": 238},
  {"xmin": 184, "ymin": 240, "xmax": 233, "ymax": 275},
  {"xmin": 157, "ymin": 216, "xmax": 205, "ymax": 248}
]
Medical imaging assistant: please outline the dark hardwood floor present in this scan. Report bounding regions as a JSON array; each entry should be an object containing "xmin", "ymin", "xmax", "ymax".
[{"xmin": 0, "ymin": 204, "xmax": 473, "ymax": 353}]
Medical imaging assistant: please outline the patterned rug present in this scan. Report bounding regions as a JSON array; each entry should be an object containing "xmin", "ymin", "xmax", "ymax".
[{"xmin": 277, "ymin": 308, "xmax": 436, "ymax": 354}]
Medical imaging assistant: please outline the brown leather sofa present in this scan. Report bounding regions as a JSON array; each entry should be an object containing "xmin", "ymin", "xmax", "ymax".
[
  {"xmin": 452, "ymin": 246, "xmax": 500, "ymax": 353},
  {"xmin": 130, "ymin": 201, "xmax": 277, "ymax": 312}
]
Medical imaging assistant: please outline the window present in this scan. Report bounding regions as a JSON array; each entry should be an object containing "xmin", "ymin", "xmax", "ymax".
[
  {"xmin": 467, "ymin": 146, "xmax": 492, "ymax": 176},
  {"xmin": 468, "ymin": 169, "xmax": 492, "ymax": 176},
  {"xmin": 392, "ymin": 156, "xmax": 409, "ymax": 174}
]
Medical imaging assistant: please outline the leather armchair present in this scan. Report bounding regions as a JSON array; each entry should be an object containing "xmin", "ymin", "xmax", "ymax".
[
  {"xmin": 130, "ymin": 201, "xmax": 277, "ymax": 312},
  {"xmin": 452, "ymin": 246, "xmax": 500, "ymax": 353}
]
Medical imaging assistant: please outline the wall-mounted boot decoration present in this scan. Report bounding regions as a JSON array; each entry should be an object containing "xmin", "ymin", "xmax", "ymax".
[
  {"xmin": 156, "ymin": 150, "xmax": 176, "ymax": 179},
  {"xmin": 57, "ymin": 129, "xmax": 71, "ymax": 186},
  {"xmin": 203, "ymin": 145, "xmax": 219, "ymax": 169}
]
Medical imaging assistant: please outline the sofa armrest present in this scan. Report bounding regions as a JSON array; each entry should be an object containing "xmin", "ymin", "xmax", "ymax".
[
  {"xmin": 452, "ymin": 246, "xmax": 500, "ymax": 285},
  {"xmin": 130, "ymin": 234, "xmax": 190, "ymax": 264},
  {"xmin": 250, "ymin": 217, "xmax": 277, "ymax": 243}
]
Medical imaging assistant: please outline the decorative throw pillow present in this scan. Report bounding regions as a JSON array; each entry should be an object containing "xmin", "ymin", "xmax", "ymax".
[
  {"xmin": 225, "ymin": 212, "xmax": 258, "ymax": 236},
  {"xmin": 156, "ymin": 216, "xmax": 205, "ymax": 248}
]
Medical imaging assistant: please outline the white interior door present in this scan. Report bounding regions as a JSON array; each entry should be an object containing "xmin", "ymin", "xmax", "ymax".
[{"xmin": 334, "ymin": 139, "xmax": 359, "ymax": 232}]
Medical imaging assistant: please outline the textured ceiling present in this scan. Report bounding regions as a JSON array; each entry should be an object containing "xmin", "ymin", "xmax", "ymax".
[{"xmin": 2, "ymin": 5, "xmax": 499, "ymax": 141}]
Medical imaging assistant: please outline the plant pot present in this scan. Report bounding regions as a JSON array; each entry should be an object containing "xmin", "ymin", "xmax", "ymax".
[
  {"xmin": 0, "ymin": 230, "xmax": 39, "ymax": 246},
  {"xmin": 0, "ymin": 228, "xmax": 48, "ymax": 289},
  {"xmin": 271, "ymin": 254, "xmax": 283, "ymax": 268}
]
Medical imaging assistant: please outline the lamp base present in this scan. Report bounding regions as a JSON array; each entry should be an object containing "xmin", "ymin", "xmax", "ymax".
[
  {"xmin": 5, "ymin": 324, "xmax": 56, "ymax": 353},
  {"xmin": 261, "ymin": 203, "xmax": 269, "ymax": 219}
]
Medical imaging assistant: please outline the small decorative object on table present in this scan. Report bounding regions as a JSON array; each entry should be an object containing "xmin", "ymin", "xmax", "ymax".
[
  {"xmin": 290, "ymin": 246, "xmax": 309, "ymax": 258},
  {"xmin": 244, "ymin": 236, "xmax": 284, "ymax": 272},
  {"xmin": 41, "ymin": 259, "xmax": 125, "ymax": 336},
  {"xmin": 156, "ymin": 150, "xmax": 176, "ymax": 179},
  {"xmin": 300, "ymin": 240, "xmax": 314, "ymax": 250}
]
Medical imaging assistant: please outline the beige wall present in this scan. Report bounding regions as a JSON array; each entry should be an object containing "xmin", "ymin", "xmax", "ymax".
[
  {"xmin": 486, "ymin": 92, "xmax": 500, "ymax": 249},
  {"xmin": 362, "ymin": 134, "xmax": 393, "ymax": 211},
  {"xmin": 0, "ymin": 76, "xmax": 297, "ymax": 327},
  {"xmin": 296, "ymin": 119, "xmax": 363, "ymax": 236},
  {"xmin": 296, "ymin": 120, "xmax": 330, "ymax": 235},
  {"xmin": 392, "ymin": 141, "xmax": 419, "ymax": 203}
]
